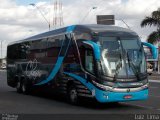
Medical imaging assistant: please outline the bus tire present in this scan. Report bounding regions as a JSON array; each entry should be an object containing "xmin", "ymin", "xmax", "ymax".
[
  {"xmin": 16, "ymin": 80, "xmax": 22, "ymax": 93},
  {"xmin": 68, "ymin": 84, "xmax": 79, "ymax": 105},
  {"xmin": 21, "ymin": 80, "xmax": 31, "ymax": 95}
]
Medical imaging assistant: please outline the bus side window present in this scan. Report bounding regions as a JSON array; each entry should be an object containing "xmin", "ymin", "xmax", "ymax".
[
  {"xmin": 47, "ymin": 37, "xmax": 61, "ymax": 57},
  {"xmin": 85, "ymin": 50, "xmax": 95, "ymax": 74}
]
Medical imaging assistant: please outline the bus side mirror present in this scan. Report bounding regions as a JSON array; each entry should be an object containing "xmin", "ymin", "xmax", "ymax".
[{"xmin": 142, "ymin": 42, "xmax": 158, "ymax": 60}]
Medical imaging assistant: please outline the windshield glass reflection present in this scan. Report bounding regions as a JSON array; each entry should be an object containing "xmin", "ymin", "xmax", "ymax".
[{"xmin": 99, "ymin": 36, "xmax": 146, "ymax": 78}]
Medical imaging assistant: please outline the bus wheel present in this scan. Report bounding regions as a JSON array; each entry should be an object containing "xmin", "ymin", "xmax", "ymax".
[
  {"xmin": 68, "ymin": 84, "xmax": 79, "ymax": 105},
  {"xmin": 21, "ymin": 80, "xmax": 31, "ymax": 95},
  {"xmin": 16, "ymin": 81, "xmax": 22, "ymax": 93}
]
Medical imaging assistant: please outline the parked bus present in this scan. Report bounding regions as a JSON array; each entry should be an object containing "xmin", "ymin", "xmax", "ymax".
[{"xmin": 7, "ymin": 24, "xmax": 153, "ymax": 104}]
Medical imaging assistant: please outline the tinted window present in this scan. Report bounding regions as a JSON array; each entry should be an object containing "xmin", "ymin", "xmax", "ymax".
[
  {"xmin": 59, "ymin": 35, "xmax": 70, "ymax": 56},
  {"xmin": 7, "ymin": 44, "xmax": 28, "ymax": 60},
  {"xmin": 47, "ymin": 36, "xmax": 62, "ymax": 57},
  {"xmin": 85, "ymin": 50, "xmax": 95, "ymax": 74}
]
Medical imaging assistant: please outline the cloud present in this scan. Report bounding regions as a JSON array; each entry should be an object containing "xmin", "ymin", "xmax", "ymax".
[
  {"xmin": 0, "ymin": 0, "xmax": 159, "ymax": 58},
  {"xmin": 62, "ymin": 0, "xmax": 159, "ymax": 43}
]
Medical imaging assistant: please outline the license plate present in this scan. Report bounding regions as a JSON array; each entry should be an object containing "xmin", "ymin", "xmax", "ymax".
[{"xmin": 124, "ymin": 95, "xmax": 132, "ymax": 99}]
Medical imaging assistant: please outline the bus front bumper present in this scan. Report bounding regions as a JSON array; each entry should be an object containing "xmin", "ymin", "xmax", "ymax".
[{"xmin": 94, "ymin": 89, "xmax": 148, "ymax": 103}]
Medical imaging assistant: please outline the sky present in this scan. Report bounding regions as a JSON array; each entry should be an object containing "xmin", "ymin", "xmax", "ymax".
[
  {"xmin": 16, "ymin": 0, "xmax": 50, "ymax": 5},
  {"xmin": 0, "ymin": 0, "xmax": 160, "ymax": 58}
]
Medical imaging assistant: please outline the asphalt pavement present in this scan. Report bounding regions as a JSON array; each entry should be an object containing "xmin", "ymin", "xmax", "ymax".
[
  {"xmin": 148, "ymin": 72, "xmax": 160, "ymax": 80},
  {"xmin": 0, "ymin": 70, "xmax": 160, "ymax": 119}
]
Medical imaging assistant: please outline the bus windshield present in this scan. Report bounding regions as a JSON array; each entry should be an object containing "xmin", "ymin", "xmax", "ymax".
[{"xmin": 99, "ymin": 36, "xmax": 146, "ymax": 78}]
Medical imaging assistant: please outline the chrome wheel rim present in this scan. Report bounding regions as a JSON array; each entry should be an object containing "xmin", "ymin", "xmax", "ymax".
[
  {"xmin": 70, "ymin": 89, "xmax": 77, "ymax": 103},
  {"xmin": 16, "ymin": 82, "xmax": 20, "ymax": 89},
  {"xmin": 22, "ymin": 83, "xmax": 26, "ymax": 92}
]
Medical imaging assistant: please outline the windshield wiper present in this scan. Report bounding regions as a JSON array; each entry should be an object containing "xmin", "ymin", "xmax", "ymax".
[
  {"xmin": 126, "ymin": 51, "xmax": 140, "ymax": 80},
  {"xmin": 114, "ymin": 53, "xmax": 122, "ymax": 81}
]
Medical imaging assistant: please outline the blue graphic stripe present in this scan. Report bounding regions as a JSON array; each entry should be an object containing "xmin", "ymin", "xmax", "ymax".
[
  {"xmin": 83, "ymin": 41, "xmax": 101, "ymax": 60},
  {"xmin": 63, "ymin": 36, "xmax": 72, "ymax": 57},
  {"xmin": 36, "ymin": 57, "xmax": 64, "ymax": 85},
  {"xmin": 142, "ymin": 42, "xmax": 158, "ymax": 59},
  {"xmin": 64, "ymin": 72, "xmax": 94, "ymax": 91},
  {"xmin": 35, "ymin": 25, "xmax": 76, "ymax": 85},
  {"xmin": 58, "ymin": 37, "xmax": 65, "ymax": 56},
  {"xmin": 66, "ymin": 25, "xmax": 76, "ymax": 33},
  {"xmin": 63, "ymin": 72, "xmax": 148, "ymax": 103}
]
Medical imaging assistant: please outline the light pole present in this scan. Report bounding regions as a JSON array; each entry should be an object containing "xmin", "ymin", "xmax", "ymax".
[
  {"xmin": 23, "ymin": 30, "xmax": 33, "ymax": 39},
  {"xmin": 30, "ymin": 3, "xmax": 51, "ymax": 31},
  {"xmin": 80, "ymin": 7, "xmax": 97, "ymax": 24},
  {"xmin": 0, "ymin": 40, "xmax": 4, "ymax": 59},
  {"xmin": 116, "ymin": 19, "xmax": 131, "ymax": 29}
]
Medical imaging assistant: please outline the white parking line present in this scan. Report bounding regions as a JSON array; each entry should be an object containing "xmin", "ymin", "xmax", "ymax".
[{"xmin": 149, "ymin": 80, "xmax": 160, "ymax": 83}]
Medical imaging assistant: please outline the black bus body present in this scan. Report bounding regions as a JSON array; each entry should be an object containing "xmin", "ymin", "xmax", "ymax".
[{"xmin": 7, "ymin": 24, "xmax": 148, "ymax": 104}]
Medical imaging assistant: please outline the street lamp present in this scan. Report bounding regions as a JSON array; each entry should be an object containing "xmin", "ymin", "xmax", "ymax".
[
  {"xmin": 116, "ymin": 19, "xmax": 131, "ymax": 29},
  {"xmin": 23, "ymin": 30, "xmax": 33, "ymax": 39},
  {"xmin": 80, "ymin": 7, "xmax": 97, "ymax": 24},
  {"xmin": 30, "ymin": 3, "xmax": 51, "ymax": 31}
]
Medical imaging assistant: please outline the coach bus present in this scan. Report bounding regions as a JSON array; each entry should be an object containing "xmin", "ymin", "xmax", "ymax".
[{"xmin": 7, "ymin": 24, "xmax": 154, "ymax": 104}]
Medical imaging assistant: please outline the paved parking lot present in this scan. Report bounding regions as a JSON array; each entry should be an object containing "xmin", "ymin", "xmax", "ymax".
[{"xmin": 0, "ymin": 70, "xmax": 159, "ymax": 115}]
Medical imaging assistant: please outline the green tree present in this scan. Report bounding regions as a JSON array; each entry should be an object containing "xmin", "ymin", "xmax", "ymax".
[{"xmin": 141, "ymin": 8, "xmax": 160, "ymax": 44}]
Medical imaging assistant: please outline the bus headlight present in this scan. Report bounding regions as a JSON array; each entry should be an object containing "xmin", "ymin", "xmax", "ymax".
[{"xmin": 92, "ymin": 80, "xmax": 111, "ymax": 91}]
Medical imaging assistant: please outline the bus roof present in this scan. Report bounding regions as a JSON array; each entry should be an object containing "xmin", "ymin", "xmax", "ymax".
[{"xmin": 8, "ymin": 24, "xmax": 137, "ymax": 46}]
